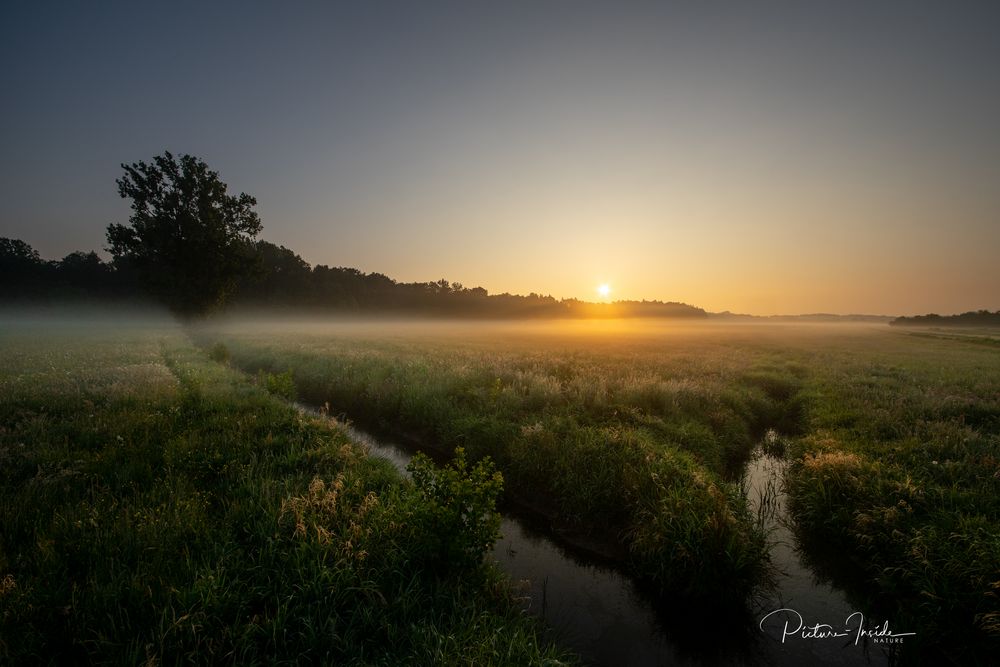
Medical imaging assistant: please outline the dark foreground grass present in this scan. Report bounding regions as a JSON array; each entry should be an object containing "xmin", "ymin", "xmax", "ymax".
[{"xmin": 0, "ymin": 319, "xmax": 570, "ymax": 665}]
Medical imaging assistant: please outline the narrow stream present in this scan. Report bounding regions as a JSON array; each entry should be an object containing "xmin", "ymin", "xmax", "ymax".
[
  {"xmin": 311, "ymin": 408, "xmax": 895, "ymax": 666},
  {"xmin": 746, "ymin": 432, "xmax": 893, "ymax": 666},
  {"xmin": 338, "ymin": 420, "xmax": 688, "ymax": 665}
]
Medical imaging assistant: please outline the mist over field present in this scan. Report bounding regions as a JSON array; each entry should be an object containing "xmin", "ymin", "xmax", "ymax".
[{"xmin": 201, "ymin": 312, "xmax": 886, "ymax": 341}]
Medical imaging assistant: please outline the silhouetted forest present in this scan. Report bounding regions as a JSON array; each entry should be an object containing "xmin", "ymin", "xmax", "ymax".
[
  {"xmin": 1, "ymin": 238, "xmax": 707, "ymax": 319},
  {"xmin": 0, "ymin": 238, "xmax": 140, "ymax": 302},
  {"xmin": 890, "ymin": 310, "xmax": 1000, "ymax": 327}
]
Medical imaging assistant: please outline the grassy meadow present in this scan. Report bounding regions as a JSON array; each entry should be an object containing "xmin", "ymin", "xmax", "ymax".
[
  {"xmin": 783, "ymin": 328, "xmax": 1000, "ymax": 657},
  {"xmin": 194, "ymin": 317, "xmax": 1000, "ymax": 662},
  {"xmin": 3, "ymin": 312, "xmax": 998, "ymax": 664},
  {"xmin": 194, "ymin": 320, "xmax": 800, "ymax": 604},
  {"xmin": 0, "ymin": 316, "xmax": 569, "ymax": 664}
]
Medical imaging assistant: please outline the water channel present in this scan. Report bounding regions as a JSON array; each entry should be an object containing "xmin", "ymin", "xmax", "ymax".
[{"xmin": 306, "ymin": 406, "xmax": 896, "ymax": 666}]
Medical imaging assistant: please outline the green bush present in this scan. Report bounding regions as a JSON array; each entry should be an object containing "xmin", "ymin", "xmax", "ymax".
[
  {"xmin": 257, "ymin": 369, "xmax": 296, "ymax": 401},
  {"xmin": 407, "ymin": 448, "xmax": 504, "ymax": 572}
]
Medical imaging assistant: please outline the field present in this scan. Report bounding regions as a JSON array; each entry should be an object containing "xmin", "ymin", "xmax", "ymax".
[
  {"xmin": 2, "ymin": 313, "xmax": 999, "ymax": 664},
  {"xmin": 0, "ymin": 315, "xmax": 568, "ymax": 664},
  {"xmin": 195, "ymin": 317, "xmax": 1000, "ymax": 663}
]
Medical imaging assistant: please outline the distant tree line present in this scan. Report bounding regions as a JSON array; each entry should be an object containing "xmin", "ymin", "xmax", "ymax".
[
  {"xmin": 2, "ymin": 151, "xmax": 707, "ymax": 319},
  {"xmin": 0, "ymin": 235, "xmax": 706, "ymax": 319},
  {"xmin": 228, "ymin": 241, "xmax": 707, "ymax": 318},
  {"xmin": 889, "ymin": 310, "xmax": 1000, "ymax": 327},
  {"xmin": 0, "ymin": 237, "xmax": 140, "ymax": 302}
]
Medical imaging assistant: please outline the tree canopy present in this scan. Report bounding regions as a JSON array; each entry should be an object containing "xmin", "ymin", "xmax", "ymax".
[
  {"xmin": 890, "ymin": 310, "xmax": 1000, "ymax": 327},
  {"xmin": 106, "ymin": 152, "xmax": 262, "ymax": 316}
]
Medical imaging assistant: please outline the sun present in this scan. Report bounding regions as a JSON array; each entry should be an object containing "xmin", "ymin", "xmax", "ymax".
[{"xmin": 597, "ymin": 283, "xmax": 611, "ymax": 299}]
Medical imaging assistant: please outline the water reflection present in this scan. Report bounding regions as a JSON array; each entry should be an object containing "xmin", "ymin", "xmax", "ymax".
[
  {"xmin": 745, "ymin": 435, "xmax": 892, "ymax": 666},
  {"xmin": 322, "ymin": 410, "xmax": 894, "ymax": 666},
  {"xmin": 495, "ymin": 518, "xmax": 689, "ymax": 666}
]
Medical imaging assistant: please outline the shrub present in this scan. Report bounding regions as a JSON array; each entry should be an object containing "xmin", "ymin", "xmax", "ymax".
[
  {"xmin": 258, "ymin": 369, "xmax": 296, "ymax": 401},
  {"xmin": 407, "ymin": 448, "xmax": 504, "ymax": 572}
]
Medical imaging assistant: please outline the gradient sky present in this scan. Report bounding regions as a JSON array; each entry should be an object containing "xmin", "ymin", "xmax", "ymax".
[{"xmin": 2, "ymin": 1, "xmax": 998, "ymax": 315}]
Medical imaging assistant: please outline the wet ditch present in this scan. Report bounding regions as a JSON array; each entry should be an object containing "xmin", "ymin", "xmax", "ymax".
[{"xmin": 299, "ymin": 402, "xmax": 894, "ymax": 666}]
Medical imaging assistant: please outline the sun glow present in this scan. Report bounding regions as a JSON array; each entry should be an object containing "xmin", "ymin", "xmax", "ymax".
[{"xmin": 597, "ymin": 284, "xmax": 611, "ymax": 299}]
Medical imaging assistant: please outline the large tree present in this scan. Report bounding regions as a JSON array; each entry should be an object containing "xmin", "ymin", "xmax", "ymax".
[{"xmin": 106, "ymin": 152, "xmax": 262, "ymax": 316}]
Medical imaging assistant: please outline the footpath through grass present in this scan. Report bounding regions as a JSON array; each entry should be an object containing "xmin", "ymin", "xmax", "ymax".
[{"xmin": 0, "ymin": 317, "xmax": 569, "ymax": 665}]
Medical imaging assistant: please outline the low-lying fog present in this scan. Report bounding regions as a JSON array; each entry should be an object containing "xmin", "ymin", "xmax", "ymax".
[{"xmin": 1, "ymin": 305, "xmax": 894, "ymax": 349}]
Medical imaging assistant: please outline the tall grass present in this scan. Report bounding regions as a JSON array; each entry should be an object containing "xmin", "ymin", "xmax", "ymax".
[
  {"xmin": 194, "ymin": 320, "xmax": 1000, "ymax": 661},
  {"xmin": 782, "ymin": 331, "xmax": 1000, "ymax": 663},
  {"xmin": 0, "ymin": 322, "xmax": 570, "ymax": 664},
  {"xmin": 191, "ymin": 323, "xmax": 816, "ymax": 605}
]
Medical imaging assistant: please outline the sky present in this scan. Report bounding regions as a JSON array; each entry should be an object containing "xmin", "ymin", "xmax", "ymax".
[{"xmin": 2, "ymin": 1, "xmax": 998, "ymax": 316}]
